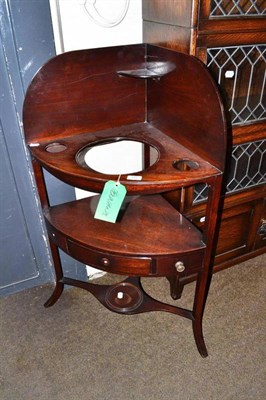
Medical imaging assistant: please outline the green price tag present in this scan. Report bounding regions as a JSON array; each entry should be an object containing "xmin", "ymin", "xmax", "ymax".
[{"xmin": 94, "ymin": 180, "xmax": 127, "ymax": 223}]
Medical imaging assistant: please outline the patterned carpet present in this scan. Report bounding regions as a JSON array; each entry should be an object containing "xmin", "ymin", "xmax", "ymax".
[{"xmin": 0, "ymin": 253, "xmax": 265, "ymax": 400}]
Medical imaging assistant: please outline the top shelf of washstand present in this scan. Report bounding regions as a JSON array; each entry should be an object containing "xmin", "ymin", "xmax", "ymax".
[{"xmin": 23, "ymin": 44, "xmax": 227, "ymax": 195}]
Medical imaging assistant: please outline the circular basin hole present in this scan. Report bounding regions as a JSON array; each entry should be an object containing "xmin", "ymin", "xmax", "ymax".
[
  {"xmin": 76, "ymin": 138, "xmax": 159, "ymax": 175},
  {"xmin": 45, "ymin": 143, "xmax": 67, "ymax": 153},
  {"xmin": 173, "ymin": 159, "xmax": 199, "ymax": 171}
]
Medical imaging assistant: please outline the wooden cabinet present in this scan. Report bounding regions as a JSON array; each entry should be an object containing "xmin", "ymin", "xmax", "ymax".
[
  {"xmin": 255, "ymin": 199, "xmax": 266, "ymax": 250},
  {"xmin": 143, "ymin": 0, "xmax": 266, "ymax": 270}
]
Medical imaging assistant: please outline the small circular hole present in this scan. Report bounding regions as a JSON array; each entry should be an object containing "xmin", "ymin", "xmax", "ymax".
[
  {"xmin": 45, "ymin": 143, "xmax": 67, "ymax": 153},
  {"xmin": 173, "ymin": 159, "xmax": 199, "ymax": 171}
]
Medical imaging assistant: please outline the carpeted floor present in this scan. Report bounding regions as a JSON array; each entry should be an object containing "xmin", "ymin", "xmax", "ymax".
[{"xmin": 0, "ymin": 254, "xmax": 265, "ymax": 400}]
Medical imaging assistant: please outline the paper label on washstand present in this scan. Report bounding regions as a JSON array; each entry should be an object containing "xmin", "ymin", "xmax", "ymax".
[{"xmin": 94, "ymin": 180, "xmax": 127, "ymax": 223}]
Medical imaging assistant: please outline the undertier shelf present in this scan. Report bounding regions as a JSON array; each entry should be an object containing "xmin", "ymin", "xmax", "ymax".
[{"xmin": 44, "ymin": 194, "xmax": 205, "ymax": 277}]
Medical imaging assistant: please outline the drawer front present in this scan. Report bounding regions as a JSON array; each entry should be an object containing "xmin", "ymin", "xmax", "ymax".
[
  {"xmin": 67, "ymin": 239, "xmax": 152, "ymax": 276},
  {"xmin": 67, "ymin": 240, "xmax": 204, "ymax": 277},
  {"xmin": 156, "ymin": 251, "xmax": 204, "ymax": 277},
  {"xmin": 45, "ymin": 220, "xmax": 68, "ymax": 250}
]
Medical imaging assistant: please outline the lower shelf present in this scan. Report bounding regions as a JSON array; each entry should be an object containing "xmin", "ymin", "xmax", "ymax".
[{"xmin": 44, "ymin": 194, "xmax": 205, "ymax": 277}]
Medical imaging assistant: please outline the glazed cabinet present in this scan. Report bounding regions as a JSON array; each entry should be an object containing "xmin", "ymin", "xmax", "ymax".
[{"xmin": 143, "ymin": 0, "xmax": 266, "ymax": 272}]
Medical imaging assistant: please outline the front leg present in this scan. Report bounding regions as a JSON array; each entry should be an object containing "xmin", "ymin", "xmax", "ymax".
[{"xmin": 44, "ymin": 240, "xmax": 64, "ymax": 307}]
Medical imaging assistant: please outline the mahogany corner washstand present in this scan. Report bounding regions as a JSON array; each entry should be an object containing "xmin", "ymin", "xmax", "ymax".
[{"xmin": 23, "ymin": 44, "xmax": 227, "ymax": 357}]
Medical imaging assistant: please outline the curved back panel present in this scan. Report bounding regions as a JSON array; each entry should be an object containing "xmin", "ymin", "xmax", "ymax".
[
  {"xmin": 146, "ymin": 45, "xmax": 227, "ymax": 170},
  {"xmin": 23, "ymin": 44, "xmax": 226, "ymax": 171},
  {"xmin": 23, "ymin": 44, "xmax": 146, "ymax": 144}
]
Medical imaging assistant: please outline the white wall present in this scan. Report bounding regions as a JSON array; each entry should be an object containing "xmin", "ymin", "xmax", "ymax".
[{"xmin": 49, "ymin": 0, "xmax": 142, "ymax": 53}]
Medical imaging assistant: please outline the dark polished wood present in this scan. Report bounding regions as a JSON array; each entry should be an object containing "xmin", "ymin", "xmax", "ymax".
[
  {"xmin": 198, "ymin": 0, "xmax": 266, "ymax": 33},
  {"xmin": 23, "ymin": 44, "xmax": 227, "ymax": 357},
  {"xmin": 44, "ymin": 194, "xmax": 205, "ymax": 277},
  {"xmin": 143, "ymin": 0, "xmax": 266, "ymax": 271},
  {"xmin": 61, "ymin": 276, "xmax": 194, "ymax": 319},
  {"xmin": 28, "ymin": 122, "xmax": 221, "ymax": 195},
  {"xmin": 23, "ymin": 45, "xmax": 145, "ymax": 143}
]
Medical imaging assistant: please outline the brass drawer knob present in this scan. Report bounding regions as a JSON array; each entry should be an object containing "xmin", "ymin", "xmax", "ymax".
[
  {"xmin": 175, "ymin": 261, "xmax": 185, "ymax": 273},
  {"xmin": 101, "ymin": 257, "xmax": 110, "ymax": 267}
]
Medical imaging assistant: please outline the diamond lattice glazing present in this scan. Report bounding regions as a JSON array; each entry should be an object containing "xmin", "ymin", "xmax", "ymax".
[
  {"xmin": 207, "ymin": 45, "xmax": 266, "ymax": 125},
  {"xmin": 210, "ymin": 0, "xmax": 266, "ymax": 17},
  {"xmin": 194, "ymin": 139, "xmax": 266, "ymax": 203}
]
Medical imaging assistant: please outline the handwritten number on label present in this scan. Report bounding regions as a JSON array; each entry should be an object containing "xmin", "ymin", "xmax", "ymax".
[{"xmin": 94, "ymin": 180, "xmax": 127, "ymax": 223}]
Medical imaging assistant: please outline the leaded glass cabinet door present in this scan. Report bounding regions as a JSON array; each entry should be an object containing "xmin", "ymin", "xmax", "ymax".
[
  {"xmin": 194, "ymin": 45, "xmax": 265, "ymax": 204},
  {"xmin": 143, "ymin": 0, "xmax": 266, "ymax": 272},
  {"xmin": 194, "ymin": 0, "xmax": 266, "ymax": 263},
  {"xmin": 194, "ymin": 1, "xmax": 265, "ymax": 197}
]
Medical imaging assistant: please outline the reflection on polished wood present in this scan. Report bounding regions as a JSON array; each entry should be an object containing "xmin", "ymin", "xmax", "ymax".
[
  {"xmin": 23, "ymin": 44, "xmax": 227, "ymax": 357},
  {"xmin": 143, "ymin": 0, "xmax": 266, "ymax": 272}
]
